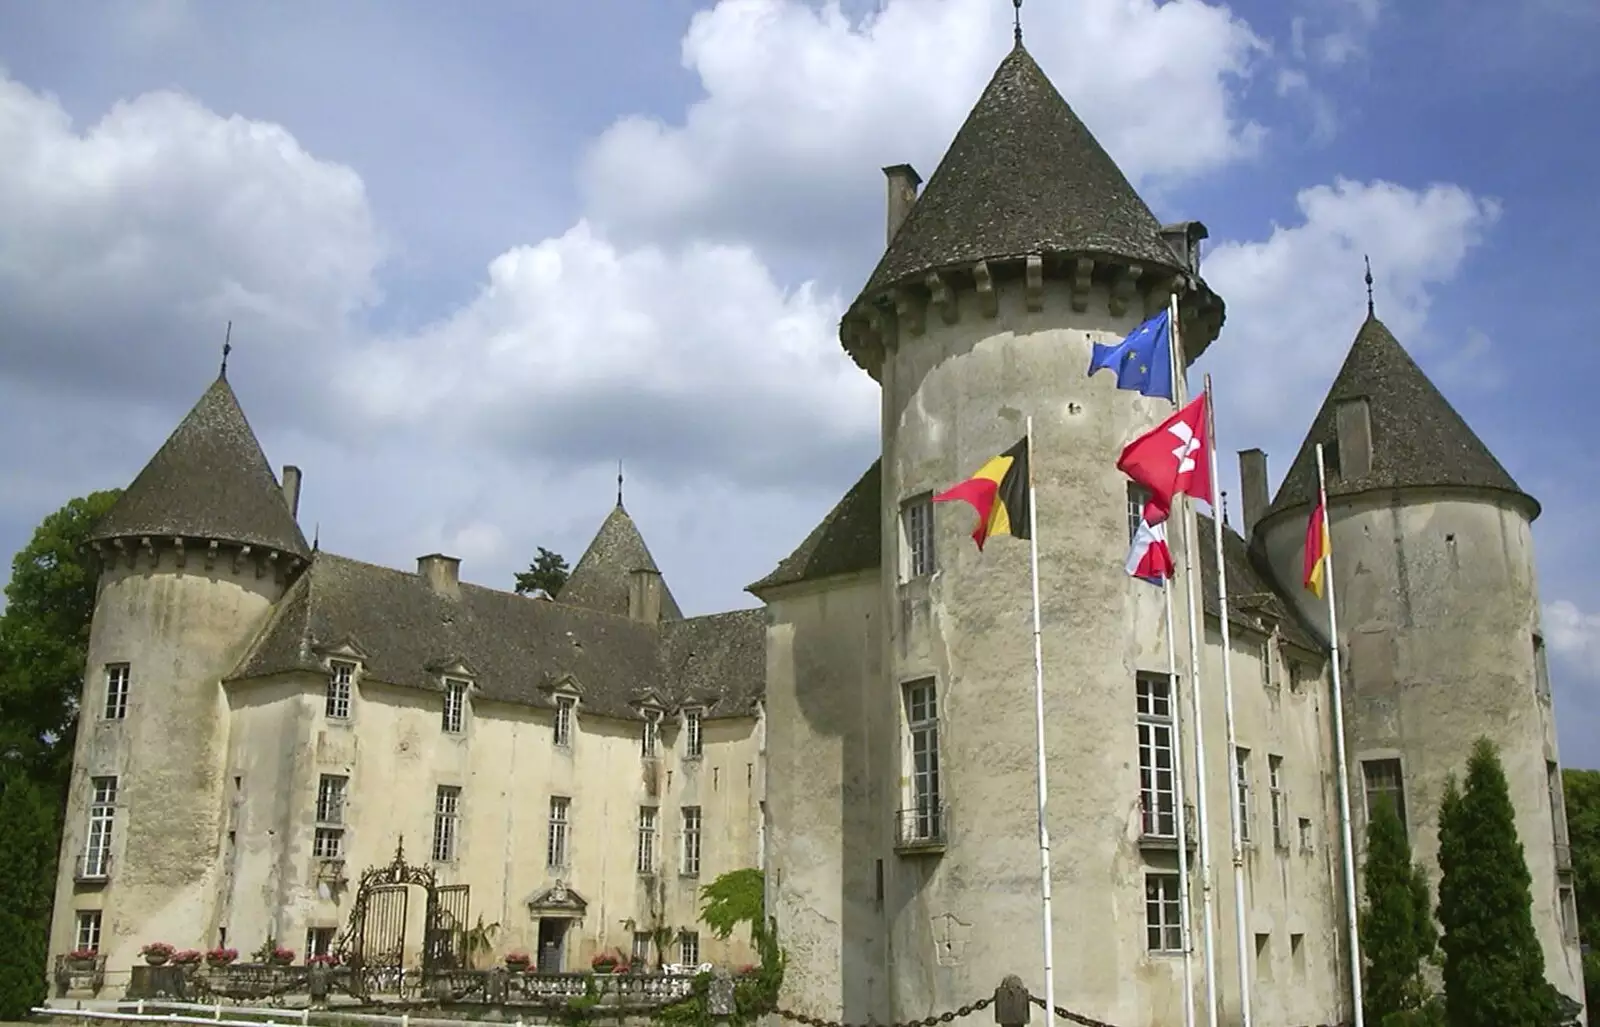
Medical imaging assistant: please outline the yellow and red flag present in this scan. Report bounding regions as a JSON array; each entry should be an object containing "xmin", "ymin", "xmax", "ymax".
[
  {"xmin": 1304, "ymin": 494, "xmax": 1330, "ymax": 598},
  {"xmin": 933, "ymin": 437, "xmax": 1032, "ymax": 551}
]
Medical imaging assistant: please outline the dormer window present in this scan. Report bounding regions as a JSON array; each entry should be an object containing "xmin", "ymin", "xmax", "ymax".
[
  {"xmin": 442, "ymin": 679, "xmax": 468, "ymax": 734},
  {"xmin": 641, "ymin": 713, "xmax": 659, "ymax": 758},
  {"xmin": 683, "ymin": 707, "xmax": 704, "ymax": 759},
  {"xmin": 326, "ymin": 662, "xmax": 353, "ymax": 720},
  {"xmin": 554, "ymin": 695, "xmax": 575, "ymax": 747}
]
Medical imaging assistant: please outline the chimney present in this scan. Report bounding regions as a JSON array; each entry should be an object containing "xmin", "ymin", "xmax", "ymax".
[
  {"xmin": 1335, "ymin": 398, "xmax": 1373, "ymax": 480},
  {"xmin": 417, "ymin": 554, "xmax": 461, "ymax": 599},
  {"xmin": 628, "ymin": 568, "xmax": 663, "ymax": 624},
  {"xmin": 1238, "ymin": 449, "xmax": 1269, "ymax": 539},
  {"xmin": 883, "ymin": 164, "xmax": 922, "ymax": 245},
  {"xmin": 281, "ymin": 465, "xmax": 302, "ymax": 519}
]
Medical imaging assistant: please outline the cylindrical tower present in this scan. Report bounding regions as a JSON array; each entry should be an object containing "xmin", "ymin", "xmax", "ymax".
[
  {"xmin": 1252, "ymin": 314, "xmax": 1586, "ymax": 1014},
  {"xmin": 838, "ymin": 42, "xmax": 1226, "ymax": 1025},
  {"xmin": 48, "ymin": 372, "xmax": 310, "ymax": 978}
]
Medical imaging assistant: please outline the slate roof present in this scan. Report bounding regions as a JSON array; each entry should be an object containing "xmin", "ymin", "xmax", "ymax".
[
  {"xmin": 853, "ymin": 42, "xmax": 1180, "ymax": 308},
  {"xmin": 559, "ymin": 503, "xmax": 684, "ymax": 621},
  {"xmin": 747, "ymin": 460, "xmax": 882, "ymax": 593},
  {"xmin": 1263, "ymin": 315, "xmax": 1535, "ymax": 522},
  {"xmin": 229, "ymin": 551, "xmax": 763, "ymax": 720},
  {"xmin": 88, "ymin": 374, "xmax": 311, "ymax": 558},
  {"xmin": 1195, "ymin": 513, "xmax": 1321, "ymax": 654}
]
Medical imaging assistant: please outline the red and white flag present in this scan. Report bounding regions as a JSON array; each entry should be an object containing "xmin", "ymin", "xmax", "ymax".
[
  {"xmin": 1117, "ymin": 393, "xmax": 1212, "ymax": 524},
  {"xmin": 1125, "ymin": 517, "xmax": 1175, "ymax": 584}
]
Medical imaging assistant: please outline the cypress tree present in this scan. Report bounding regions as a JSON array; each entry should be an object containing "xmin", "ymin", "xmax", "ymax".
[
  {"xmin": 1360, "ymin": 793, "xmax": 1438, "ymax": 1023},
  {"xmin": 1436, "ymin": 737, "xmax": 1559, "ymax": 1027},
  {"xmin": 0, "ymin": 763, "xmax": 60, "ymax": 1019}
]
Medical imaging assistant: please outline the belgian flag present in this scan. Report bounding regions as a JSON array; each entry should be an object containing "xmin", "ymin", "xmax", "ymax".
[{"xmin": 933, "ymin": 436, "xmax": 1032, "ymax": 551}]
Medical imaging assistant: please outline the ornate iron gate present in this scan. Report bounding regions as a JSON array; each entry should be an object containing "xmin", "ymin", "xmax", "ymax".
[
  {"xmin": 335, "ymin": 840, "xmax": 440, "ymax": 999},
  {"xmin": 423, "ymin": 884, "xmax": 471, "ymax": 971}
]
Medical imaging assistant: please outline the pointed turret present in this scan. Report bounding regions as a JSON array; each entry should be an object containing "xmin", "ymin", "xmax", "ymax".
[
  {"xmin": 89, "ymin": 374, "xmax": 312, "ymax": 558},
  {"xmin": 558, "ymin": 502, "xmax": 683, "ymax": 622},
  {"xmin": 1263, "ymin": 314, "xmax": 1537, "ymax": 521}
]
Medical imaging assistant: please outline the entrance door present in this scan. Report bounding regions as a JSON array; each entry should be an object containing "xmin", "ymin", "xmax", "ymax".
[{"xmin": 536, "ymin": 918, "xmax": 568, "ymax": 973}]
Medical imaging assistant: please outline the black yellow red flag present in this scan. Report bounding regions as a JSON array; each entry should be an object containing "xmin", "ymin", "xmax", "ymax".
[{"xmin": 933, "ymin": 437, "xmax": 1032, "ymax": 551}]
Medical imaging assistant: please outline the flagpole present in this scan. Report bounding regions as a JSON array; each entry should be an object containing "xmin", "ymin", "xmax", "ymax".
[
  {"xmin": 1024, "ymin": 415, "xmax": 1058, "ymax": 1027},
  {"xmin": 1203, "ymin": 373, "xmax": 1251, "ymax": 1027},
  {"xmin": 1317, "ymin": 442, "xmax": 1365, "ymax": 1027},
  {"xmin": 1170, "ymin": 293, "xmax": 1219, "ymax": 1027},
  {"xmin": 1164, "ymin": 577, "xmax": 1197, "ymax": 1027}
]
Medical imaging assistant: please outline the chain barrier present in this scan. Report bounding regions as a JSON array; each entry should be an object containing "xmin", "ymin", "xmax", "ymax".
[
  {"xmin": 773, "ymin": 994, "xmax": 994, "ymax": 1027},
  {"xmin": 1026, "ymin": 994, "xmax": 1122, "ymax": 1027}
]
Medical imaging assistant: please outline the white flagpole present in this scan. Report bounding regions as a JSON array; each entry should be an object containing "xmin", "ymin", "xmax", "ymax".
[
  {"xmin": 1025, "ymin": 415, "xmax": 1057, "ymax": 1027},
  {"xmin": 1203, "ymin": 373, "xmax": 1251, "ymax": 1027},
  {"xmin": 1169, "ymin": 293, "xmax": 1219, "ymax": 1027},
  {"xmin": 1164, "ymin": 576, "xmax": 1197, "ymax": 1027},
  {"xmin": 1317, "ymin": 442, "xmax": 1365, "ymax": 1027}
]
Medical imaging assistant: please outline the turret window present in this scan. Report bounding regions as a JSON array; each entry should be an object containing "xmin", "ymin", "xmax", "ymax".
[
  {"xmin": 75, "ymin": 910, "xmax": 103, "ymax": 953},
  {"xmin": 80, "ymin": 777, "xmax": 116, "ymax": 881},
  {"xmin": 326, "ymin": 663, "xmax": 353, "ymax": 720},
  {"xmin": 1534, "ymin": 634, "xmax": 1552, "ymax": 703},
  {"xmin": 103, "ymin": 664, "xmax": 129, "ymax": 721},
  {"xmin": 1362, "ymin": 758, "xmax": 1408, "ymax": 838},
  {"xmin": 901, "ymin": 494, "xmax": 936, "ymax": 579},
  {"xmin": 1126, "ymin": 483, "xmax": 1152, "ymax": 543}
]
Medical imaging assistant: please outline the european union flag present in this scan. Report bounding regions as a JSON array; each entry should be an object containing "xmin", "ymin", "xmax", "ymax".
[{"xmin": 1086, "ymin": 309, "xmax": 1173, "ymax": 401}]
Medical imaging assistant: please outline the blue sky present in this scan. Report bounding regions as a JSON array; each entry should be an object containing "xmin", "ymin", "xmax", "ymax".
[{"xmin": 1, "ymin": 0, "xmax": 1597, "ymax": 763}]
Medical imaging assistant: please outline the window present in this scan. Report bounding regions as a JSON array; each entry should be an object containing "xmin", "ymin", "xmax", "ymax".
[
  {"xmin": 904, "ymin": 679, "xmax": 942, "ymax": 841},
  {"xmin": 1298, "ymin": 816, "xmax": 1313, "ymax": 853},
  {"xmin": 547, "ymin": 797, "xmax": 570, "ymax": 868},
  {"xmin": 82, "ymin": 777, "xmax": 116, "ymax": 879},
  {"xmin": 1534, "ymin": 633, "xmax": 1552, "ymax": 703},
  {"xmin": 432, "ymin": 786, "xmax": 461, "ymax": 862},
  {"xmin": 681, "ymin": 806, "xmax": 702, "ymax": 877},
  {"xmin": 306, "ymin": 927, "xmax": 336, "ymax": 958},
  {"xmin": 637, "ymin": 807, "xmax": 658, "ymax": 874},
  {"xmin": 1548, "ymin": 761, "xmax": 1567, "ymax": 845},
  {"xmin": 103, "ymin": 664, "xmax": 129, "ymax": 721},
  {"xmin": 902, "ymin": 495, "xmax": 935, "ymax": 579},
  {"xmin": 679, "ymin": 930, "xmax": 700, "ymax": 966},
  {"xmin": 1235, "ymin": 748, "xmax": 1253, "ymax": 843},
  {"xmin": 554, "ymin": 696, "xmax": 574, "ymax": 747},
  {"xmin": 1126, "ymin": 483, "xmax": 1152, "ymax": 543},
  {"xmin": 1288, "ymin": 661, "xmax": 1310, "ymax": 695},
  {"xmin": 1560, "ymin": 886, "xmax": 1580, "ymax": 941},
  {"xmin": 75, "ymin": 910, "xmax": 103, "ymax": 953},
  {"xmin": 1269, "ymin": 755, "xmax": 1287, "ymax": 850},
  {"xmin": 641, "ymin": 715, "xmax": 658, "ymax": 758},
  {"xmin": 326, "ymin": 662, "xmax": 353, "ymax": 719},
  {"xmin": 314, "ymin": 774, "xmax": 347, "ymax": 858},
  {"xmin": 442, "ymin": 679, "xmax": 467, "ymax": 734},
  {"xmin": 683, "ymin": 708, "xmax": 703, "ymax": 758},
  {"xmin": 1144, "ymin": 873, "xmax": 1183, "ymax": 953},
  {"xmin": 1136, "ymin": 674, "xmax": 1177, "ymax": 838},
  {"xmin": 1260, "ymin": 641, "xmax": 1276, "ymax": 689},
  {"xmin": 632, "ymin": 932, "xmax": 652, "ymax": 965},
  {"xmin": 1362, "ymin": 758, "xmax": 1407, "ymax": 837}
]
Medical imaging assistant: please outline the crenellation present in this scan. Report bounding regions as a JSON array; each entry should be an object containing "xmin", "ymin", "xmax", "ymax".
[{"xmin": 1023, "ymin": 254, "xmax": 1044, "ymax": 311}]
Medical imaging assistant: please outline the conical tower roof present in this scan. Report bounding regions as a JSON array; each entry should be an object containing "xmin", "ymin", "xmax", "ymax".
[
  {"xmin": 89, "ymin": 375, "xmax": 311, "ymax": 558},
  {"xmin": 853, "ymin": 41, "xmax": 1180, "ymax": 308},
  {"xmin": 1264, "ymin": 315, "xmax": 1536, "ymax": 521},
  {"xmin": 558, "ymin": 503, "xmax": 683, "ymax": 621}
]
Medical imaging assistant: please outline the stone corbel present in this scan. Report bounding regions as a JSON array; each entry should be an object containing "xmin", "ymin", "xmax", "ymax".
[
  {"xmin": 972, "ymin": 261, "xmax": 998, "ymax": 318},
  {"xmin": 258, "ymin": 550, "xmax": 278, "ymax": 580},
  {"xmin": 232, "ymin": 544, "xmax": 253, "ymax": 575},
  {"xmin": 925, "ymin": 272, "xmax": 958, "ymax": 325},
  {"xmin": 1024, "ymin": 255, "xmax": 1044, "ymax": 312},
  {"xmin": 205, "ymin": 540, "xmax": 220, "ymax": 571},
  {"xmin": 1070, "ymin": 257, "xmax": 1095, "ymax": 313},
  {"xmin": 172, "ymin": 537, "xmax": 186, "ymax": 570},
  {"xmin": 893, "ymin": 288, "xmax": 926, "ymax": 338},
  {"xmin": 111, "ymin": 538, "xmax": 129, "ymax": 569},
  {"xmin": 1109, "ymin": 264, "xmax": 1143, "ymax": 318}
]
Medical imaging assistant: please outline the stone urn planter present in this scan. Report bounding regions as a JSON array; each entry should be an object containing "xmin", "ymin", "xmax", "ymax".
[
  {"xmin": 140, "ymin": 944, "xmax": 175, "ymax": 967},
  {"xmin": 504, "ymin": 953, "xmax": 531, "ymax": 973}
]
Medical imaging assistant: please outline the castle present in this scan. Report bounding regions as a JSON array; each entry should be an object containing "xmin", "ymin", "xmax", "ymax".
[{"xmin": 48, "ymin": 33, "xmax": 1582, "ymax": 1027}]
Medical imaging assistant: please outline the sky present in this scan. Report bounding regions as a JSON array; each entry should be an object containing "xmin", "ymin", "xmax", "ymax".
[{"xmin": 1, "ymin": 0, "xmax": 1598, "ymax": 764}]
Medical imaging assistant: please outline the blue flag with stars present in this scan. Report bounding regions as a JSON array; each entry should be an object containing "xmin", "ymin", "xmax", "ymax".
[{"xmin": 1086, "ymin": 309, "xmax": 1173, "ymax": 401}]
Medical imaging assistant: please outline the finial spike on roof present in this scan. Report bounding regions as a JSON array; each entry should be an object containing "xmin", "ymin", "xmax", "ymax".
[
  {"xmin": 617, "ymin": 459, "xmax": 625, "ymax": 508},
  {"xmin": 221, "ymin": 321, "xmax": 233, "ymax": 379},
  {"xmin": 1013, "ymin": 0, "xmax": 1023, "ymax": 45},
  {"xmin": 1364, "ymin": 254, "xmax": 1375, "ymax": 319}
]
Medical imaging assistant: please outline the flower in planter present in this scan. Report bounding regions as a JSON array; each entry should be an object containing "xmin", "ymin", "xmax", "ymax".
[
  {"xmin": 205, "ymin": 947, "xmax": 239, "ymax": 966},
  {"xmin": 504, "ymin": 951, "xmax": 531, "ymax": 964},
  {"xmin": 172, "ymin": 950, "xmax": 203, "ymax": 966},
  {"xmin": 66, "ymin": 949, "xmax": 98, "ymax": 962},
  {"xmin": 140, "ymin": 942, "xmax": 176, "ymax": 958},
  {"xmin": 307, "ymin": 954, "xmax": 340, "ymax": 967},
  {"xmin": 590, "ymin": 948, "xmax": 626, "ymax": 971},
  {"xmin": 270, "ymin": 947, "xmax": 295, "ymax": 964}
]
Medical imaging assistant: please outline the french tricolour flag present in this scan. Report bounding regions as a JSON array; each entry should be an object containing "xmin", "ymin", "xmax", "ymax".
[{"xmin": 1126, "ymin": 517, "xmax": 1175, "ymax": 585}]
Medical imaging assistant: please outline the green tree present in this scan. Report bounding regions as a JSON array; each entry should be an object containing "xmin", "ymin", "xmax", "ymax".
[
  {"xmin": 514, "ymin": 547, "xmax": 570, "ymax": 598},
  {"xmin": 1361, "ymin": 794, "xmax": 1438, "ymax": 1024},
  {"xmin": 1562, "ymin": 768, "xmax": 1600, "ymax": 1012},
  {"xmin": 698, "ymin": 867, "xmax": 765, "ymax": 942},
  {"xmin": 1437, "ymin": 737, "xmax": 1561, "ymax": 1027},
  {"xmin": 0, "ymin": 489, "xmax": 121, "ymax": 787},
  {"xmin": 0, "ymin": 762, "xmax": 62, "ymax": 1018}
]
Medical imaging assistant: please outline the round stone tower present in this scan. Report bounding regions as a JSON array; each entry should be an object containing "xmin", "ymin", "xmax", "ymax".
[
  {"xmin": 1250, "ymin": 313, "xmax": 1586, "ymax": 1011},
  {"xmin": 839, "ymin": 41, "xmax": 1226, "ymax": 1025},
  {"xmin": 49, "ymin": 371, "xmax": 311, "ymax": 972}
]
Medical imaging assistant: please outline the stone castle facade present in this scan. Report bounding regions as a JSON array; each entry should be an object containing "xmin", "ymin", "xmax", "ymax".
[{"xmin": 48, "ymin": 35, "xmax": 1583, "ymax": 1027}]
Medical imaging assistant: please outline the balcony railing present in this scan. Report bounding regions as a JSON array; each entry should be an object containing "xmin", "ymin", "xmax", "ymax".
[
  {"xmin": 75, "ymin": 850, "xmax": 112, "ymax": 882},
  {"xmin": 895, "ymin": 802, "xmax": 947, "ymax": 852},
  {"xmin": 1138, "ymin": 797, "xmax": 1197, "ymax": 850}
]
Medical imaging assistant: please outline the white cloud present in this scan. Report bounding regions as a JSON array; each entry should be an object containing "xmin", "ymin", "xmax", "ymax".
[
  {"xmin": 582, "ymin": 0, "xmax": 1267, "ymax": 253},
  {"xmin": 1545, "ymin": 601, "xmax": 1600, "ymax": 677}
]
